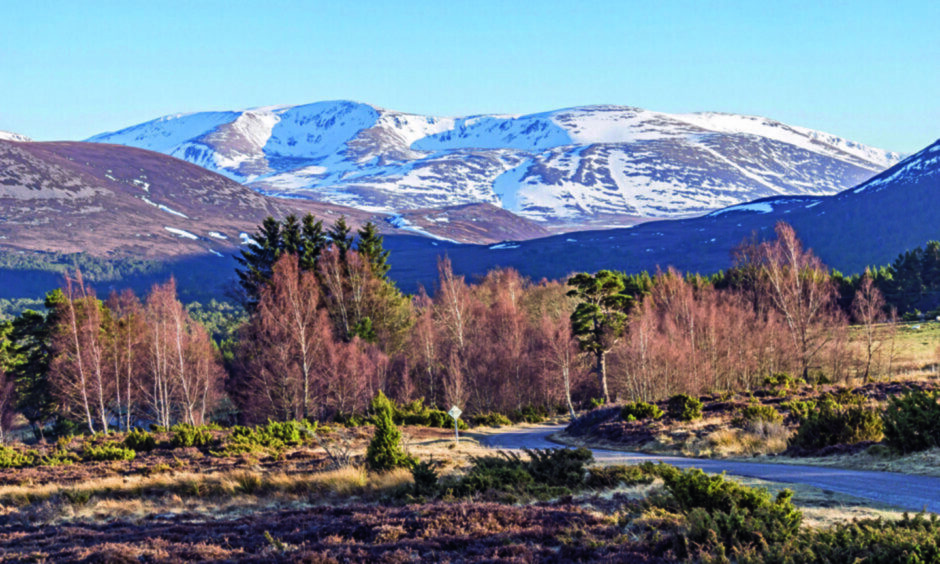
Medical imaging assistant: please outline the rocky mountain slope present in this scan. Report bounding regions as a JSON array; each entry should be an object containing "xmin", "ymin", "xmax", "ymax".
[
  {"xmin": 379, "ymin": 136, "xmax": 940, "ymax": 290},
  {"xmin": 0, "ymin": 139, "xmax": 372, "ymax": 258},
  {"xmin": 88, "ymin": 102, "xmax": 902, "ymax": 225}
]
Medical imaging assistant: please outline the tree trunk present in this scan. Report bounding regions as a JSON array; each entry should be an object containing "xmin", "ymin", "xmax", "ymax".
[{"xmin": 596, "ymin": 352, "xmax": 610, "ymax": 404}]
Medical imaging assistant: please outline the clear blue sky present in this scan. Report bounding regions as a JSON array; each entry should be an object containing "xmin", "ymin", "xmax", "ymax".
[{"xmin": 1, "ymin": 0, "xmax": 936, "ymax": 153}]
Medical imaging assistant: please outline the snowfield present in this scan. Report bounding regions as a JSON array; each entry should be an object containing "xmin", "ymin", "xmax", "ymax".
[{"xmin": 88, "ymin": 101, "xmax": 903, "ymax": 224}]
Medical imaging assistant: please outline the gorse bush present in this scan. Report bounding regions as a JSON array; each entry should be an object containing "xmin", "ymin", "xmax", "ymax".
[
  {"xmin": 81, "ymin": 442, "xmax": 136, "ymax": 462},
  {"xmin": 789, "ymin": 394, "xmax": 883, "ymax": 451},
  {"xmin": 621, "ymin": 401, "xmax": 664, "ymax": 421},
  {"xmin": 524, "ymin": 447, "xmax": 593, "ymax": 488},
  {"xmin": 650, "ymin": 463, "xmax": 802, "ymax": 554},
  {"xmin": 365, "ymin": 391, "xmax": 415, "ymax": 472},
  {"xmin": 508, "ymin": 405, "xmax": 549, "ymax": 424},
  {"xmin": 392, "ymin": 398, "xmax": 468, "ymax": 430},
  {"xmin": 220, "ymin": 420, "xmax": 314, "ymax": 455},
  {"xmin": 454, "ymin": 448, "xmax": 593, "ymax": 499},
  {"xmin": 882, "ymin": 390, "xmax": 940, "ymax": 453},
  {"xmin": 734, "ymin": 404, "xmax": 783, "ymax": 427},
  {"xmin": 470, "ymin": 412, "xmax": 513, "ymax": 427},
  {"xmin": 410, "ymin": 459, "xmax": 440, "ymax": 496},
  {"xmin": 781, "ymin": 399, "xmax": 817, "ymax": 421},
  {"xmin": 737, "ymin": 513, "xmax": 940, "ymax": 563},
  {"xmin": 123, "ymin": 429, "xmax": 156, "ymax": 452},
  {"xmin": 0, "ymin": 446, "xmax": 38, "ymax": 468},
  {"xmin": 667, "ymin": 394, "xmax": 703, "ymax": 421},
  {"xmin": 585, "ymin": 464, "xmax": 655, "ymax": 489},
  {"xmin": 169, "ymin": 424, "xmax": 215, "ymax": 449}
]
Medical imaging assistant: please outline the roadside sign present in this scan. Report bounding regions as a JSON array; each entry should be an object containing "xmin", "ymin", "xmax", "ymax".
[{"xmin": 448, "ymin": 406, "xmax": 462, "ymax": 444}]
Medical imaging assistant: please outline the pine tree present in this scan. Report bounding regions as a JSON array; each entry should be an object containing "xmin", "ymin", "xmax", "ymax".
[
  {"xmin": 235, "ymin": 216, "xmax": 283, "ymax": 309},
  {"xmin": 567, "ymin": 270, "xmax": 637, "ymax": 404},
  {"xmin": 328, "ymin": 217, "xmax": 353, "ymax": 261},
  {"xmin": 300, "ymin": 214, "xmax": 328, "ymax": 272},
  {"xmin": 365, "ymin": 391, "xmax": 414, "ymax": 472},
  {"xmin": 281, "ymin": 214, "xmax": 302, "ymax": 256},
  {"xmin": 9, "ymin": 291, "xmax": 64, "ymax": 440},
  {"xmin": 356, "ymin": 221, "xmax": 391, "ymax": 279}
]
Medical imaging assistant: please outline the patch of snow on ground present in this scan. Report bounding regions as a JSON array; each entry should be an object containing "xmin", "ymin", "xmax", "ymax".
[
  {"xmin": 208, "ymin": 231, "xmax": 228, "ymax": 240},
  {"xmin": 208, "ymin": 249, "xmax": 224, "ymax": 257},
  {"xmin": 708, "ymin": 202, "xmax": 775, "ymax": 216},
  {"xmin": 386, "ymin": 215, "xmax": 459, "ymax": 243},
  {"xmin": 141, "ymin": 196, "xmax": 189, "ymax": 218},
  {"xmin": 164, "ymin": 227, "xmax": 199, "ymax": 240},
  {"xmin": 240, "ymin": 232, "xmax": 258, "ymax": 246},
  {"xmin": 489, "ymin": 242, "xmax": 521, "ymax": 250}
]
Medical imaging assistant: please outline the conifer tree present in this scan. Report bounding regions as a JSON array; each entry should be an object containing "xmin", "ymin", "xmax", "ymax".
[
  {"xmin": 365, "ymin": 391, "xmax": 413, "ymax": 472},
  {"xmin": 357, "ymin": 221, "xmax": 391, "ymax": 279},
  {"xmin": 9, "ymin": 291, "xmax": 63, "ymax": 439},
  {"xmin": 567, "ymin": 270, "xmax": 636, "ymax": 404},
  {"xmin": 300, "ymin": 214, "xmax": 328, "ymax": 272},
  {"xmin": 328, "ymin": 217, "xmax": 353, "ymax": 261},
  {"xmin": 235, "ymin": 217, "xmax": 283, "ymax": 309}
]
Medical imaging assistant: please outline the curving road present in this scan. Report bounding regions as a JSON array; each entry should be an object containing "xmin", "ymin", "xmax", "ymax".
[{"xmin": 481, "ymin": 425, "xmax": 940, "ymax": 513}]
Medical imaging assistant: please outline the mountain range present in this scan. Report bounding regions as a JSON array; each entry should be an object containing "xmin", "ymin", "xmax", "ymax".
[
  {"xmin": 87, "ymin": 101, "xmax": 902, "ymax": 225},
  {"xmin": 375, "ymin": 136, "xmax": 940, "ymax": 291}
]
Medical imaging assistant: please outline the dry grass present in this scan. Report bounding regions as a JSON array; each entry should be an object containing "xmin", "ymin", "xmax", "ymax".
[
  {"xmin": 0, "ymin": 464, "xmax": 420, "ymax": 525},
  {"xmin": 705, "ymin": 421, "xmax": 791, "ymax": 458}
]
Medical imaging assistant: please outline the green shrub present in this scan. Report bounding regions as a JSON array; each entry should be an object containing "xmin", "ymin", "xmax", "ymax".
[
  {"xmin": 210, "ymin": 420, "xmax": 316, "ymax": 457},
  {"xmin": 742, "ymin": 513, "xmax": 940, "ymax": 563},
  {"xmin": 524, "ymin": 447, "xmax": 593, "ymax": 488},
  {"xmin": 508, "ymin": 405, "xmax": 549, "ymax": 424},
  {"xmin": 734, "ymin": 404, "xmax": 783, "ymax": 427},
  {"xmin": 781, "ymin": 400, "xmax": 817, "ymax": 420},
  {"xmin": 333, "ymin": 412, "xmax": 368, "ymax": 427},
  {"xmin": 411, "ymin": 459, "xmax": 440, "ymax": 496},
  {"xmin": 41, "ymin": 448, "xmax": 79, "ymax": 467},
  {"xmin": 589, "ymin": 397, "xmax": 606, "ymax": 409},
  {"xmin": 82, "ymin": 442, "xmax": 136, "ymax": 462},
  {"xmin": 454, "ymin": 448, "xmax": 593, "ymax": 499},
  {"xmin": 470, "ymin": 412, "xmax": 513, "ymax": 427},
  {"xmin": 455, "ymin": 452, "xmax": 534, "ymax": 497},
  {"xmin": 651, "ymin": 463, "xmax": 801, "ymax": 553},
  {"xmin": 0, "ymin": 446, "xmax": 38, "ymax": 468},
  {"xmin": 585, "ymin": 464, "xmax": 655, "ymax": 489},
  {"xmin": 621, "ymin": 401, "xmax": 664, "ymax": 421},
  {"xmin": 762, "ymin": 373, "xmax": 805, "ymax": 395},
  {"xmin": 667, "ymin": 394, "xmax": 703, "ymax": 421},
  {"xmin": 365, "ymin": 391, "xmax": 415, "ymax": 472},
  {"xmin": 124, "ymin": 429, "xmax": 156, "ymax": 452},
  {"xmin": 789, "ymin": 396, "xmax": 883, "ymax": 451},
  {"xmin": 169, "ymin": 424, "xmax": 215, "ymax": 449},
  {"xmin": 882, "ymin": 390, "xmax": 940, "ymax": 453}
]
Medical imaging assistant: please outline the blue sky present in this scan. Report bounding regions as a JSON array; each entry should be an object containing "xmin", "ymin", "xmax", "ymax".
[{"xmin": 1, "ymin": 0, "xmax": 936, "ymax": 153}]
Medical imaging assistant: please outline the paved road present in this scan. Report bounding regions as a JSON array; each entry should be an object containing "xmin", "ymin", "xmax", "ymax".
[{"xmin": 481, "ymin": 425, "xmax": 940, "ymax": 513}]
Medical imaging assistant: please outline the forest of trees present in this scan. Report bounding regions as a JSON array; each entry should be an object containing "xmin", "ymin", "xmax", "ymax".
[{"xmin": 0, "ymin": 216, "xmax": 922, "ymax": 441}]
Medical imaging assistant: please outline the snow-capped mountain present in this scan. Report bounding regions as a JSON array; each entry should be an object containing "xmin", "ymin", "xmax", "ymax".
[
  {"xmin": 88, "ymin": 102, "xmax": 902, "ymax": 224},
  {"xmin": 0, "ymin": 130, "xmax": 30, "ymax": 142}
]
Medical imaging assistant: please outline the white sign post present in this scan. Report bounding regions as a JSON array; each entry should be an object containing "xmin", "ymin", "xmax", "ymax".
[{"xmin": 448, "ymin": 406, "xmax": 463, "ymax": 444}]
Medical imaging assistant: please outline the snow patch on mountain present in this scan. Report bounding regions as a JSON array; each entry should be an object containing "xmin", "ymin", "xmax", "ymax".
[
  {"xmin": 88, "ymin": 101, "xmax": 903, "ymax": 224},
  {"xmin": 0, "ymin": 131, "xmax": 31, "ymax": 142},
  {"xmin": 164, "ymin": 226, "xmax": 199, "ymax": 240}
]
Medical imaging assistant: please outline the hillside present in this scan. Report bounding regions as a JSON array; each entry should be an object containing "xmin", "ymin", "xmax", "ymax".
[
  {"xmin": 88, "ymin": 102, "xmax": 901, "ymax": 225},
  {"xmin": 379, "ymin": 137, "xmax": 940, "ymax": 290}
]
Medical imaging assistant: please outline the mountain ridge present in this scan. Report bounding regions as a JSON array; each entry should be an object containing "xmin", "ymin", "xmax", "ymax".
[{"xmin": 88, "ymin": 101, "xmax": 902, "ymax": 224}]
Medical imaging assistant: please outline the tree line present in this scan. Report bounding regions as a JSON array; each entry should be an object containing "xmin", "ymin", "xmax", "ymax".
[{"xmin": 0, "ymin": 217, "xmax": 910, "ymax": 440}]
